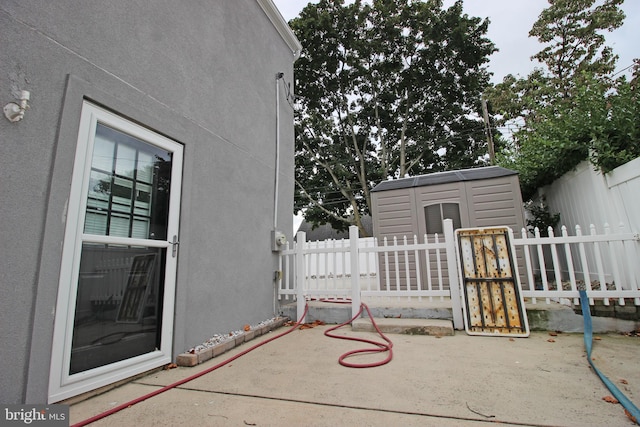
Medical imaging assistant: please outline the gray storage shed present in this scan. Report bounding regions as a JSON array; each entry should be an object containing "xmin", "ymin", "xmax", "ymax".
[
  {"xmin": 370, "ymin": 166, "xmax": 526, "ymax": 291},
  {"xmin": 371, "ymin": 166, "xmax": 526, "ymax": 239}
]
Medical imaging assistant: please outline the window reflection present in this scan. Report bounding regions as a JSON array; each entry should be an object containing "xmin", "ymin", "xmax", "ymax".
[
  {"xmin": 84, "ymin": 123, "xmax": 172, "ymax": 240},
  {"xmin": 70, "ymin": 245, "xmax": 166, "ymax": 374}
]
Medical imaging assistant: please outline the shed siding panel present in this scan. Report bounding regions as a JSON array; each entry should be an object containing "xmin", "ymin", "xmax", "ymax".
[
  {"xmin": 467, "ymin": 176, "xmax": 527, "ymax": 287},
  {"xmin": 474, "ymin": 199, "xmax": 517, "ymax": 211},
  {"xmin": 467, "ymin": 176, "xmax": 525, "ymax": 230},
  {"xmin": 372, "ymin": 189, "xmax": 415, "ymax": 239},
  {"xmin": 377, "ymin": 195, "xmax": 411, "ymax": 206},
  {"xmin": 472, "ymin": 182, "xmax": 512, "ymax": 195},
  {"xmin": 377, "ymin": 209, "xmax": 413, "ymax": 219},
  {"xmin": 378, "ymin": 218, "xmax": 414, "ymax": 229}
]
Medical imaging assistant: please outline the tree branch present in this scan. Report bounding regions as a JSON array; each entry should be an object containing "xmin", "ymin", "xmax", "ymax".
[{"xmin": 295, "ymin": 179, "xmax": 351, "ymax": 225}]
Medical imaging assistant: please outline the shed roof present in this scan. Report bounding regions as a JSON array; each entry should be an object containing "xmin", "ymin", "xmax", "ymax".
[{"xmin": 371, "ymin": 166, "xmax": 518, "ymax": 192}]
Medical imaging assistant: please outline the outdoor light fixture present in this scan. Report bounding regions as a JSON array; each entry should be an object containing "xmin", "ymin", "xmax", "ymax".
[{"xmin": 4, "ymin": 90, "xmax": 30, "ymax": 122}]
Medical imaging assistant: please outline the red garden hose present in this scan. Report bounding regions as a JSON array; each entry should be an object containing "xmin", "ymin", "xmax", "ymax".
[
  {"xmin": 324, "ymin": 302, "xmax": 394, "ymax": 368},
  {"xmin": 71, "ymin": 304, "xmax": 309, "ymax": 427}
]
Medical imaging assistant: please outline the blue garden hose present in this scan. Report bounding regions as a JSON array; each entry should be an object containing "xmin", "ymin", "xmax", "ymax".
[{"xmin": 579, "ymin": 290, "xmax": 640, "ymax": 424}]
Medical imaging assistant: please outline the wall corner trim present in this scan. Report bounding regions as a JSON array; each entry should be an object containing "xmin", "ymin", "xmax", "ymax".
[{"xmin": 256, "ymin": 0, "xmax": 303, "ymax": 61}]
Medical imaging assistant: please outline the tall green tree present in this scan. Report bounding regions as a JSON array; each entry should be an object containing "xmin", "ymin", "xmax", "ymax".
[
  {"xmin": 530, "ymin": 0, "xmax": 623, "ymax": 99},
  {"xmin": 488, "ymin": 0, "xmax": 632, "ymax": 200},
  {"xmin": 489, "ymin": 0, "xmax": 625, "ymax": 132},
  {"xmin": 498, "ymin": 71, "xmax": 640, "ymax": 200},
  {"xmin": 291, "ymin": 0, "xmax": 495, "ymax": 235}
]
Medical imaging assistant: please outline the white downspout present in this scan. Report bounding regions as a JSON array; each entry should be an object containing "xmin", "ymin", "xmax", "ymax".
[
  {"xmin": 274, "ymin": 72, "xmax": 284, "ymax": 230},
  {"xmin": 273, "ymin": 72, "xmax": 284, "ymax": 317}
]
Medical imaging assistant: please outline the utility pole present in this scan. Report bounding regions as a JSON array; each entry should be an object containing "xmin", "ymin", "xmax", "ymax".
[{"xmin": 481, "ymin": 95, "xmax": 495, "ymax": 165}]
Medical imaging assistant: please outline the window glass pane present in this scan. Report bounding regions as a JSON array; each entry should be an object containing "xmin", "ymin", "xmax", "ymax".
[
  {"xmin": 91, "ymin": 136, "xmax": 114, "ymax": 173},
  {"xmin": 84, "ymin": 212, "xmax": 107, "ymax": 235},
  {"xmin": 115, "ymin": 144, "xmax": 136, "ymax": 178},
  {"xmin": 132, "ymin": 218, "xmax": 150, "ymax": 239},
  {"xmin": 109, "ymin": 214, "xmax": 130, "ymax": 237},
  {"xmin": 88, "ymin": 170, "xmax": 111, "ymax": 201},
  {"xmin": 112, "ymin": 177, "xmax": 133, "ymax": 200},
  {"xmin": 424, "ymin": 205, "xmax": 443, "ymax": 235},
  {"xmin": 70, "ymin": 244, "xmax": 166, "ymax": 375},
  {"xmin": 442, "ymin": 203, "xmax": 462, "ymax": 229},
  {"xmin": 425, "ymin": 203, "xmax": 462, "ymax": 234},
  {"xmin": 137, "ymin": 152, "xmax": 154, "ymax": 183},
  {"xmin": 83, "ymin": 123, "xmax": 172, "ymax": 240},
  {"xmin": 134, "ymin": 183, "xmax": 151, "ymax": 215}
]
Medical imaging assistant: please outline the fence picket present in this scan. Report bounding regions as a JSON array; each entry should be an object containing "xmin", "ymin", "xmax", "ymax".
[
  {"xmin": 349, "ymin": 226, "xmax": 360, "ymax": 319},
  {"xmin": 534, "ymin": 227, "xmax": 551, "ymax": 304},
  {"xmin": 413, "ymin": 235, "xmax": 422, "ymax": 301},
  {"xmin": 620, "ymin": 224, "xmax": 640, "ymax": 305},
  {"xmin": 604, "ymin": 223, "xmax": 625, "ymax": 306},
  {"xmin": 520, "ymin": 229, "xmax": 537, "ymax": 304},
  {"xmin": 548, "ymin": 227, "xmax": 564, "ymax": 303},
  {"xmin": 435, "ymin": 233, "xmax": 443, "ymax": 297},
  {"xmin": 561, "ymin": 226, "xmax": 579, "ymax": 306},
  {"xmin": 383, "ymin": 237, "xmax": 390, "ymax": 294},
  {"xmin": 402, "ymin": 236, "xmax": 411, "ymax": 299},
  {"xmin": 393, "ymin": 236, "xmax": 400, "ymax": 298},
  {"xmin": 424, "ymin": 234, "xmax": 434, "ymax": 301},
  {"xmin": 575, "ymin": 225, "xmax": 594, "ymax": 305},
  {"xmin": 592, "ymin": 224, "xmax": 610, "ymax": 305},
  {"xmin": 296, "ymin": 231, "xmax": 307, "ymax": 322}
]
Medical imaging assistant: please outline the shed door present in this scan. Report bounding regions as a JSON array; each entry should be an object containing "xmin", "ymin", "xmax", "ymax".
[
  {"xmin": 414, "ymin": 181, "xmax": 471, "ymax": 291},
  {"xmin": 49, "ymin": 102, "xmax": 183, "ymax": 402}
]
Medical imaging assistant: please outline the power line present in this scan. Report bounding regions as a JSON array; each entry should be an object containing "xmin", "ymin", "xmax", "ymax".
[{"xmin": 611, "ymin": 62, "xmax": 637, "ymax": 78}]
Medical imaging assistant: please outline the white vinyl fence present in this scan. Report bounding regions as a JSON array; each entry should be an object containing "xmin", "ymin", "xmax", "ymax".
[
  {"xmin": 539, "ymin": 158, "xmax": 640, "ymax": 242},
  {"xmin": 278, "ymin": 220, "xmax": 640, "ymax": 326},
  {"xmin": 515, "ymin": 223, "xmax": 640, "ymax": 306},
  {"xmin": 298, "ymin": 237, "xmax": 379, "ymax": 294},
  {"xmin": 279, "ymin": 220, "xmax": 463, "ymax": 326}
]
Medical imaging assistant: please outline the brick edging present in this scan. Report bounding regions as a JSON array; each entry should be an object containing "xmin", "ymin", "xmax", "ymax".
[{"xmin": 175, "ymin": 317, "xmax": 290, "ymax": 367}]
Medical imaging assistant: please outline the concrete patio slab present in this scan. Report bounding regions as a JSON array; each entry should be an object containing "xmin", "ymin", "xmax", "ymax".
[{"xmin": 68, "ymin": 324, "xmax": 640, "ymax": 426}]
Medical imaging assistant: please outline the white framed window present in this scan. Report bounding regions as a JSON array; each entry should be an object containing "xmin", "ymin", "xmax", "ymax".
[
  {"xmin": 48, "ymin": 102, "xmax": 183, "ymax": 403},
  {"xmin": 424, "ymin": 203, "xmax": 462, "ymax": 234}
]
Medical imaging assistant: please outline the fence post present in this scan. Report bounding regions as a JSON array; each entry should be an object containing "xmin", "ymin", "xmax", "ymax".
[
  {"xmin": 443, "ymin": 219, "xmax": 464, "ymax": 330},
  {"xmin": 349, "ymin": 225, "xmax": 361, "ymax": 319},
  {"xmin": 296, "ymin": 230, "xmax": 307, "ymax": 323}
]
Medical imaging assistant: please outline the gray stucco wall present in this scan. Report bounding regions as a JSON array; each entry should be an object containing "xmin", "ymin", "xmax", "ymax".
[{"xmin": 0, "ymin": 1, "xmax": 296, "ymax": 403}]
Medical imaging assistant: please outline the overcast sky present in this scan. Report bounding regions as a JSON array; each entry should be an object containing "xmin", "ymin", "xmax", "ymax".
[{"xmin": 272, "ymin": 0, "xmax": 639, "ymax": 83}]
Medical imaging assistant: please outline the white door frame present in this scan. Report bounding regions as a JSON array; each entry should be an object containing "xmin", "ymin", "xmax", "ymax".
[{"xmin": 48, "ymin": 101, "xmax": 183, "ymax": 403}]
